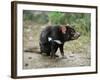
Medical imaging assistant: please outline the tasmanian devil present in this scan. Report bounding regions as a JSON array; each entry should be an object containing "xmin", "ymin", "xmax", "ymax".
[{"xmin": 39, "ymin": 25, "xmax": 80, "ymax": 59}]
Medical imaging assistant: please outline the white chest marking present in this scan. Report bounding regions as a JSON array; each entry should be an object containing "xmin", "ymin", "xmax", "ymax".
[
  {"xmin": 54, "ymin": 40, "xmax": 62, "ymax": 44},
  {"xmin": 48, "ymin": 37, "xmax": 52, "ymax": 41},
  {"xmin": 48, "ymin": 37, "xmax": 62, "ymax": 44}
]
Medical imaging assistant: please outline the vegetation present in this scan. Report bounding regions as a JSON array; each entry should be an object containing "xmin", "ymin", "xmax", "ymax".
[
  {"xmin": 23, "ymin": 10, "xmax": 91, "ymax": 69},
  {"xmin": 23, "ymin": 10, "xmax": 91, "ymax": 35},
  {"xmin": 23, "ymin": 10, "xmax": 91, "ymax": 52}
]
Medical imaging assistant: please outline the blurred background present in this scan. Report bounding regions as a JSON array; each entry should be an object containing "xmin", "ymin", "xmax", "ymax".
[
  {"xmin": 23, "ymin": 10, "xmax": 91, "ymax": 52},
  {"xmin": 23, "ymin": 10, "xmax": 91, "ymax": 69}
]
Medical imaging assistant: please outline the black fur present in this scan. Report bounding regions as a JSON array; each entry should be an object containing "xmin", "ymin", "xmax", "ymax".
[{"xmin": 39, "ymin": 25, "xmax": 80, "ymax": 58}]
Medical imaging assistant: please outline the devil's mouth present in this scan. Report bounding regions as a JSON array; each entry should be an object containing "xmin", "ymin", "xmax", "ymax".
[
  {"xmin": 72, "ymin": 32, "xmax": 80, "ymax": 40},
  {"xmin": 72, "ymin": 36, "xmax": 79, "ymax": 40}
]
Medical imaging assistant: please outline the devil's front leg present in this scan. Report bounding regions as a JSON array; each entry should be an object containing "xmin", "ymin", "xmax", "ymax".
[
  {"xmin": 59, "ymin": 44, "xmax": 66, "ymax": 59},
  {"xmin": 50, "ymin": 42, "xmax": 58, "ymax": 59}
]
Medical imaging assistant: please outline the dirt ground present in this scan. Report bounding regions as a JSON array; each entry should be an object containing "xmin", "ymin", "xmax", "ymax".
[
  {"xmin": 23, "ymin": 44, "xmax": 91, "ymax": 69},
  {"xmin": 23, "ymin": 21, "xmax": 91, "ymax": 69}
]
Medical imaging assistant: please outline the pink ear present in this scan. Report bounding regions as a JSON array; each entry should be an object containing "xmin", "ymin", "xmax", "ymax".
[{"xmin": 61, "ymin": 26, "xmax": 67, "ymax": 34}]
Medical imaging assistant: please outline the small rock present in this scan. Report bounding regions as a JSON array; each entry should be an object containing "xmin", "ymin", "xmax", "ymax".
[
  {"xmin": 69, "ymin": 54, "xmax": 74, "ymax": 57},
  {"xmin": 28, "ymin": 57, "xmax": 32, "ymax": 59},
  {"xmin": 25, "ymin": 63, "xmax": 29, "ymax": 67},
  {"xmin": 72, "ymin": 52, "xmax": 74, "ymax": 54}
]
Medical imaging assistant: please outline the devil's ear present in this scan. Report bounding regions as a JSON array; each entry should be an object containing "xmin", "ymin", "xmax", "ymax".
[{"xmin": 60, "ymin": 26, "xmax": 67, "ymax": 34}]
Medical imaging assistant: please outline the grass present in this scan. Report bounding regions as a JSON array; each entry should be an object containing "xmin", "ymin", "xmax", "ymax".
[
  {"xmin": 23, "ymin": 21, "xmax": 91, "ymax": 69},
  {"xmin": 64, "ymin": 35, "xmax": 90, "ymax": 53},
  {"xmin": 23, "ymin": 20, "xmax": 91, "ymax": 54}
]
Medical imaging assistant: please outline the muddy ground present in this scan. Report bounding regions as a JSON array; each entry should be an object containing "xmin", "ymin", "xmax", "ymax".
[
  {"xmin": 23, "ymin": 22, "xmax": 91, "ymax": 69},
  {"xmin": 23, "ymin": 43, "xmax": 91, "ymax": 69}
]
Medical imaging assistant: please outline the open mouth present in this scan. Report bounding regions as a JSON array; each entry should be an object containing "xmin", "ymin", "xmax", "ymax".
[{"xmin": 72, "ymin": 32, "xmax": 80, "ymax": 40}]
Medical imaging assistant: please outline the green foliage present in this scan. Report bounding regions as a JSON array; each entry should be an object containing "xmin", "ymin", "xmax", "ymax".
[
  {"xmin": 23, "ymin": 10, "xmax": 91, "ymax": 36},
  {"xmin": 23, "ymin": 10, "xmax": 48, "ymax": 24},
  {"xmin": 23, "ymin": 11, "xmax": 33, "ymax": 21},
  {"xmin": 48, "ymin": 12, "xmax": 66, "ymax": 25}
]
